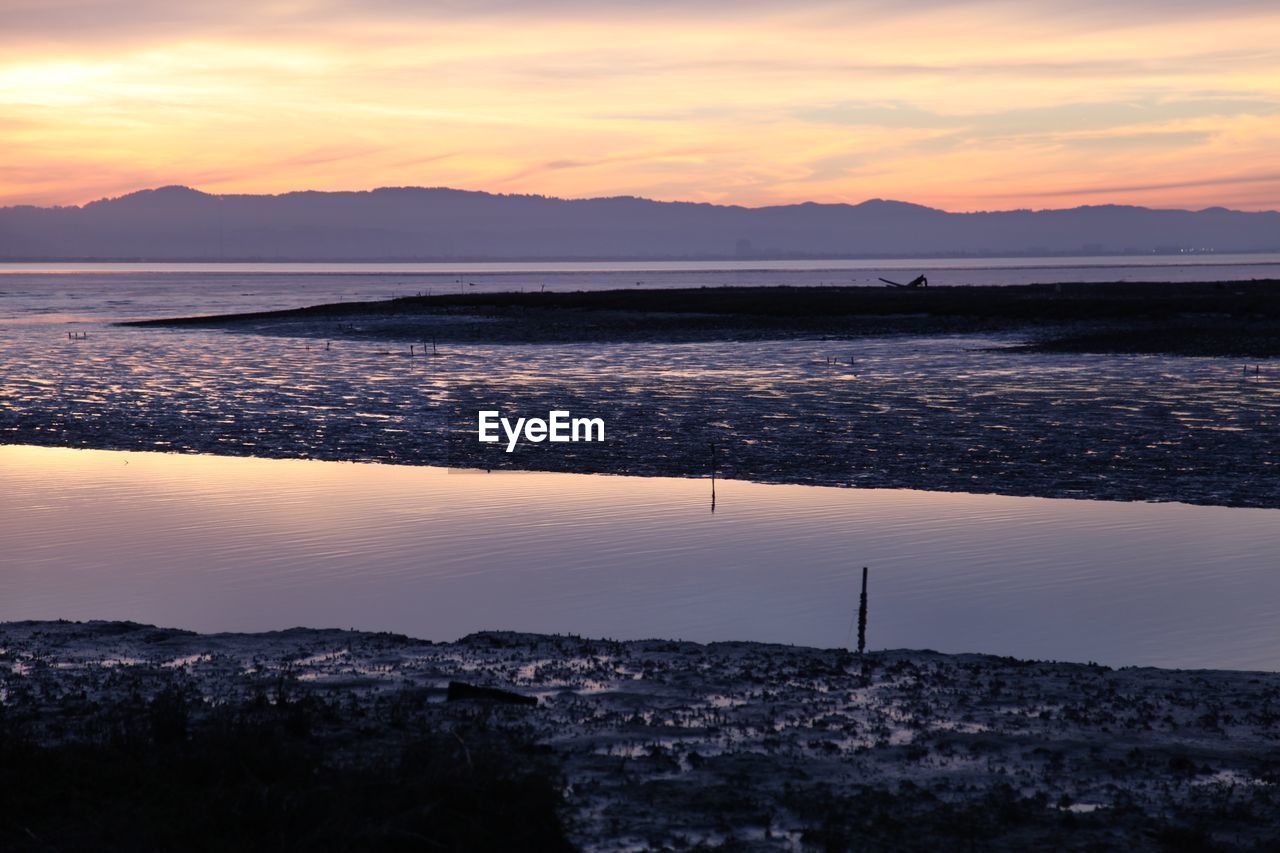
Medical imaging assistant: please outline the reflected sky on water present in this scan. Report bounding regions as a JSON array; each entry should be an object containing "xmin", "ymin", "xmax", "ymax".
[{"xmin": 2, "ymin": 445, "xmax": 1276, "ymax": 671}]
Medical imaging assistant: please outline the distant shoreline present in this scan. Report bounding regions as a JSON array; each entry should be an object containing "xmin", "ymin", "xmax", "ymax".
[
  {"xmin": 5, "ymin": 186, "xmax": 1278, "ymax": 261},
  {"xmin": 126, "ymin": 280, "xmax": 1280, "ymax": 357},
  {"xmin": 5, "ymin": 252, "xmax": 1280, "ymax": 272},
  {"xmin": 5, "ymin": 250, "xmax": 1275, "ymax": 264}
]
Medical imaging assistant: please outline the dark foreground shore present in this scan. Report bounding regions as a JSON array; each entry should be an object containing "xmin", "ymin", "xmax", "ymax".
[
  {"xmin": 4, "ymin": 620, "xmax": 1279, "ymax": 851},
  {"xmin": 125, "ymin": 280, "xmax": 1280, "ymax": 356}
]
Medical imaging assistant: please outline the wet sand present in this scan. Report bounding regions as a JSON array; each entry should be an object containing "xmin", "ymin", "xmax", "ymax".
[{"xmin": 4, "ymin": 620, "xmax": 1279, "ymax": 850}]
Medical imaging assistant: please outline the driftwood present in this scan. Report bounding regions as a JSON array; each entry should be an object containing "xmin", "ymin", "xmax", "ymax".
[
  {"xmin": 878, "ymin": 275, "xmax": 929, "ymax": 289},
  {"xmin": 447, "ymin": 681, "xmax": 538, "ymax": 706}
]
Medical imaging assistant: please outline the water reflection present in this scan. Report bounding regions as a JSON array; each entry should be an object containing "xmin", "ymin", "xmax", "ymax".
[{"xmin": 2, "ymin": 445, "xmax": 1276, "ymax": 671}]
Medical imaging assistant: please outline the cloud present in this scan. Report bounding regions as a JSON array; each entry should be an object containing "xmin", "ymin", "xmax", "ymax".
[
  {"xmin": 798, "ymin": 95, "xmax": 1278, "ymax": 133},
  {"xmin": 984, "ymin": 171, "xmax": 1280, "ymax": 199},
  {"xmin": 7, "ymin": 0, "xmax": 1277, "ymax": 43},
  {"xmin": 2, "ymin": 0, "xmax": 1279, "ymax": 209}
]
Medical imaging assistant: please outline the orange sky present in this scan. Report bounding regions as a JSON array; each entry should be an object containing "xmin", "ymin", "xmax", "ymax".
[{"xmin": 2, "ymin": 1, "xmax": 1279, "ymax": 210}]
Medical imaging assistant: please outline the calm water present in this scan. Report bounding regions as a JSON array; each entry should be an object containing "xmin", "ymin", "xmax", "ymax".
[
  {"xmin": 3, "ymin": 254, "xmax": 1280, "ymax": 324},
  {"xmin": 2, "ymin": 263, "xmax": 1276, "ymax": 669},
  {"xmin": 2, "ymin": 445, "xmax": 1277, "ymax": 671}
]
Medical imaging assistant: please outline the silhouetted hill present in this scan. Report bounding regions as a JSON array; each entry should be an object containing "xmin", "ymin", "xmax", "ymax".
[{"xmin": 2, "ymin": 186, "xmax": 1277, "ymax": 260}]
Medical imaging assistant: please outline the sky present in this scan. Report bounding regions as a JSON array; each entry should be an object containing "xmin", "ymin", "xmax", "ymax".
[{"xmin": 2, "ymin": 0, "xmax": 1279, "ymax": 211}]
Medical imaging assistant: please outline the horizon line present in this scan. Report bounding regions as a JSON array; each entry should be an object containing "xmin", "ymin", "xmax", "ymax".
[{"xmin": 8, "ymin": 184, "xmax": 1278, "ymax": 218}]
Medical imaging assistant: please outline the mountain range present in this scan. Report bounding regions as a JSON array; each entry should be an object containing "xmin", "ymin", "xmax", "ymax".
[{"xmin": 1, "ymin": 186, "xmax": 1277, "ymax": 261}]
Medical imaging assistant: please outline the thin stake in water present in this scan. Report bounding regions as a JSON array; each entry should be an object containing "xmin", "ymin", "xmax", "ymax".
[
  {"xmin": 857, "ymin": 566, "xmax": 869, "ymax": 655},
  {"xmin": 710, "ymin": 441, "xmax": 717, "ymax": 513}
]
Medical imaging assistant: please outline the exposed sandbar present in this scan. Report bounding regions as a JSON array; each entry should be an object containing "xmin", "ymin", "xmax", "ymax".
[{"xmin": 124, "ymin": 280, "xmax": 1280, "ymax": 356}]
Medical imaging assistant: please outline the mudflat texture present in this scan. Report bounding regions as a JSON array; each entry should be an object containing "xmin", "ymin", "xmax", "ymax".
[
  {"xmin": 4, "ymin": 330, "xmax": 1276, "ymax": 507},
  {"xmin": 4, "ymin": 621, "xmax": 1280, "ymax": 851}
]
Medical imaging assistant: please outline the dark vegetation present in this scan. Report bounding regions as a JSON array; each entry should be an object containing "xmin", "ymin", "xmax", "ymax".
[
  {"xmin": 124, "ymin": 281, "xmax": 1280, "ymax": 355},
  {"xmin": 6, "ymin": 622, "xmax": 1280, "ymax": 850},
  {"xmin": 0, "ymin": 678, "xmax": 570, "ymax": 852}
]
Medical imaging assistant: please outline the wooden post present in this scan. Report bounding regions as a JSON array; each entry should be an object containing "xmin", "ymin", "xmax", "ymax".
[
  {"xmin": 857, "ymin": 566, "xmax": 869, "ymax": 654},
  {"xmin": 709, "ymin": 442, "xmax": 717, "ymax": 513}
]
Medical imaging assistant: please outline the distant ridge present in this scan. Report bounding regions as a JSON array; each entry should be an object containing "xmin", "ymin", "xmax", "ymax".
[{"xmin": 1, "ymin": 185, "xmax": 1277, "ymax": 261}]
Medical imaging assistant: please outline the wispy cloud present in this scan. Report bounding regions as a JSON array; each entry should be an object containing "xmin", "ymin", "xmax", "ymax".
[
  {"xmin": 982, "ymin": 171, "xmax": 1280, "ymax": 200},
  {"xmin": 2, "ymin": 1, "xmax": 1278, "ymax": 209}
]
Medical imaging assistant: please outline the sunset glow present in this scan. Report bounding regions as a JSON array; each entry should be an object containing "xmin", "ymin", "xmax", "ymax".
[{"xmin": 3, "ymin": 0, "xmax": 1279, "ymax": 209}]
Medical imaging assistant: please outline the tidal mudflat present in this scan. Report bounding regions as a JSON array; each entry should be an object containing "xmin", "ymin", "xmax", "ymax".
[
  {"xmin": 132, "ymin": 281, "xmax": 1280, "ymax": 355},
  {"xmin": 4, "ymin": 620, "xmax": 1280, "ymax": 851},
  {"xmin": 4, "ymin": 271, "xmax": 1279, "ymax": 850},
  {"xmin": 3, "ymin": 304, "xmax": 1278, "ymax": 508}
]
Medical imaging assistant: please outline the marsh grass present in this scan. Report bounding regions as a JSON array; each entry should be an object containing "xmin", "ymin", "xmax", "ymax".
[{"xmin": 0, "ymin": 684, "xmax": 570, "ymax": 852}]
